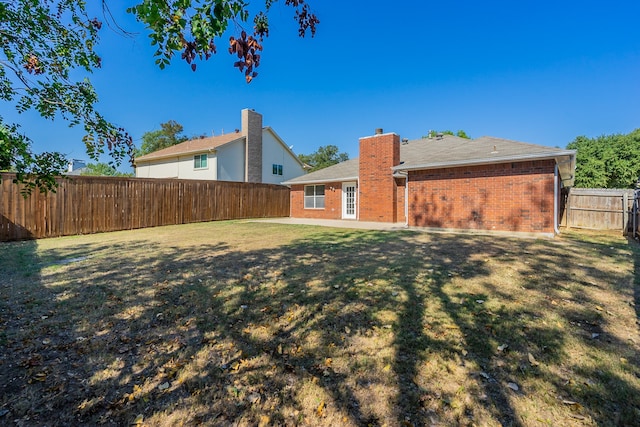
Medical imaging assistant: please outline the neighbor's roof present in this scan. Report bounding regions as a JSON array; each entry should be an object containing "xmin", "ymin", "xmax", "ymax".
[
  {"xmin": 283, "ymin": 135, "xmax": 576, "ymax": 186},
  {"xmin": 134, "ymin": 132, "xmax": 244, "ymax": 163}
]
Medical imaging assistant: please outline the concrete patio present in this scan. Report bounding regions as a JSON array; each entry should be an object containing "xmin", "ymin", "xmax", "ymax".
[{"xmin": 249, "ymin": 217, "xmax": 553, "ymax": 239}]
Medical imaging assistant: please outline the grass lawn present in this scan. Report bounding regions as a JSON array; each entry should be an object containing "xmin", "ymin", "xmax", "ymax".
[{"xmin": 1, "ymin": 221, "xmax": 639, "ymax": 426}]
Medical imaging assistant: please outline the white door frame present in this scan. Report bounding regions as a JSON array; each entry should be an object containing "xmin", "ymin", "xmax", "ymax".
[{"xmin": 342, "ymin": 181, "xmax": 357, "ymax": 219}]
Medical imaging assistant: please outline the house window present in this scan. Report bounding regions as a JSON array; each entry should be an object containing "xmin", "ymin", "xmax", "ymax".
[
  {"xmin": 272, "ymin": 164, "xmax": 283, "ymax": 175},
  {"xmin": 194, "ymin": 154, "xmax": 208, "ymax": 169},
  {"xmin": 304, "ymin": 185, "xmax": 325, "ymax": 209}
]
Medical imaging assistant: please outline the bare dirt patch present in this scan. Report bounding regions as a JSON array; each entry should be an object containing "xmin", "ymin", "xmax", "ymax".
[{"xmin": 1, "ymin": 221, "xmax": 639, "ymax": 426}]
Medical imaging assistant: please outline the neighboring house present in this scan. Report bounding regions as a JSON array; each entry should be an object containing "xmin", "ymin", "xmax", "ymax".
[
  {"xmin": 67, "ymin": 159, "xmax": 87, "ymax": 176},
  {"xmin": 283, "ymin": 129, "xmax": 576, "ymax": 235},
  {"xmin": 134, "ymin": 109, "xmax": 307, "ymax": 184}
]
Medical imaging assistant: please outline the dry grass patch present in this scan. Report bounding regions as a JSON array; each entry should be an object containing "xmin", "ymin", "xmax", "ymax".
[{"xmin": 1, "ymin": 221, "xmax": 639, "ymax": 426}]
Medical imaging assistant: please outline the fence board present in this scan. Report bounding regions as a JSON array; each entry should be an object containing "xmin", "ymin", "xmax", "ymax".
[{"xmin": 0, "ymin": 174, "xmax": 290, "ymax": 241}]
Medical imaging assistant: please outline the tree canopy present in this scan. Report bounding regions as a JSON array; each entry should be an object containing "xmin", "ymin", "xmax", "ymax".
[
  {"xmin": 130, "ymin": 0, "xmax": 318, "ymax": 82},
  {"xmin": 421, "ymin": 130, "xmax": 471, "ymax": 139},
  {"xmin": 136, "ymin": 120, "xmax": 189, "ymax": 157},
  {"xmin": 80, "ymin": 162, "xmax": 134, "ymax": 177},
  {"xmin": 298, "ymin": 145, "xmax": 349, "ymax": 172},
  {"xmin": 567, "ymin": 129, "xmax": 640, "ymax": 189},
  {"xmin": 1, "ymin": 1, "xmax": 131, "ymax": 193},
  {"xmin": 1, "ymin": 122, "xmax": 69, "ymax": 194},
  {"xmin": 0, "ymin": 0, "xmax": 318, "ymax": 193},
  {"xmin": 454, "ymin": 130, "xmax": 470, "ymax": 139}
]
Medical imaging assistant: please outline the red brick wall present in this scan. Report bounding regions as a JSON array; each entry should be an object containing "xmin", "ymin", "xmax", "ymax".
[
  {"xmin": 359, "ymin": 133, "xmax": 400, "ymax": 222},
  {"xmin": 408, "ymin": 160, "xmax": 556, "ymax": 233},
  {"xmin": 290, "ymin": 182, "xmax": 345, "ymax": 219}
]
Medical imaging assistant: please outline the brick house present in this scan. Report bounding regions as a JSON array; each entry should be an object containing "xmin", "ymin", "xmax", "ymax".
[{"xmin": 283, "ymin": 129, "xmax": 576, "ymax": 235}]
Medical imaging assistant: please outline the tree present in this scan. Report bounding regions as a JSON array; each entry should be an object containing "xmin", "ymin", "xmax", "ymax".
[
  {"xmin": 136, "ymin": 120, "xmax": 189, "ymax": 157},
  {"xmin": 567, "ymin": 129, "xmax": 640, "ymax": 188},
  {"xmin": 80, "ymin": 162, "xmax": 134, "ymax": 177},
  {"xmin": 130, "ymin": 0, "xmax": 318, "ymax": 82},
  {"xmin": 1, "ymin": 1, "xmax": 318, "ymax": 194},
  {"xmin": 1, "ymin": 122, "xmax": 68, "ymax": 194},
  {"xmin": 298, "ymin": 145, "xmax": 349, "ymax": 172},
  {"xmin": 421, "ymin": 130, "xmax": 471, "ymax": 139},
  {"xmin": 1, "ymin": 1, "xmax": 132, "ymax": 193},
  {"xmin": 456, "ymin": 130, "xmax": 470, "ymax": 139},
  {"xmin": 440, "ymin": 130, "xmax": 471, "ymax": 139}
]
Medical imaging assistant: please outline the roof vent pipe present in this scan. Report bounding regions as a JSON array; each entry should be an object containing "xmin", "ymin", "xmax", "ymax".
[{"xmin": 375, "ymin": 128, "xmax": 383, "ymax": 135}]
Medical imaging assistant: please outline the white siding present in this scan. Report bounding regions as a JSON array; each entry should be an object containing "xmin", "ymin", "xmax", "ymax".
[
  {"xmin": 261, "ymin": 130, "xmax": 306, "ymax": 184},
  {"xmin": 216, "ymin": 139, "xmax": 245, "ymax": 181},
  {"xmin": 136, "ymin": 153, "xmax": 217, "ymax": 180},
  {"xmin": 135, "ymin": 158, "xmax": 179, "ymax": 178}
]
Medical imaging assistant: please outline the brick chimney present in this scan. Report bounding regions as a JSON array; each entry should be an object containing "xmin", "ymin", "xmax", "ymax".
[
  {"xmin": 241, "ymin": 109, "xmax": 263, "ymax": 182},
  {"xmin": 358, "ymin": 130, "xmax": 400, "ymax": 222}
]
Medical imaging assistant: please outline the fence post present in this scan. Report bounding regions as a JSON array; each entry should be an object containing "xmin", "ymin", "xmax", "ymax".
[
  {"xmin": 566, "ymin": 190, "xmax": 572, "ymax": 228},
  {"xmin": 623, "ymin": 192, "xmax": 629, "ymax": 236},
  {"xmin": 632, "ymin": 190, "xmax": 640, "ymax": 239}
]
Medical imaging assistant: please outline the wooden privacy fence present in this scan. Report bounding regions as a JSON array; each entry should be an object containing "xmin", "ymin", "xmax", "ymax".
[
  {"xmin": 0, "ymin": 174, "xmax": 290, "ymax": 241},
  {"xmin": 561, "ymin": 188, "xmax": 639, "ymax": 236}
]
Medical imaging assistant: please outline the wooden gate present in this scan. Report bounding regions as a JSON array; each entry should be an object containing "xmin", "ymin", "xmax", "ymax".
[{"xmin": 562, "ymin": 188, "xmax": 639, "ymax": 236}]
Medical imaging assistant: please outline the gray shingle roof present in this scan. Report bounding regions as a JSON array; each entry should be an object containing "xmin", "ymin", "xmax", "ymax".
[
  {"xmin": 284, "ymin": 158, "xmax": 359, "ymax": 184},
  {"xmin": 284, "ymin": 135, "xmax": 575, "ymax": 186},
  {"xmin": 397, "ymin": 135, "xmax": 574, "ymax": 170}
]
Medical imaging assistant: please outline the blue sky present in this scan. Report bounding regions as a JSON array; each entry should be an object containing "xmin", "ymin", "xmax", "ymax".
[{"xmin": 5, "ymin": 0, "xmax": 640, "ymax": 172}]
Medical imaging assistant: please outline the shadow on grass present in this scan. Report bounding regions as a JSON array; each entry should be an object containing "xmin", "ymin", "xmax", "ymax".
[
  {"xmin": 0, "ymin": 224, "xmax": 639, "ymax": 426},
  {"xmin": 0, "ymin": 238, "xmax": 43, "ymax": 409},
  {"xmin": 634, "ymin": 238, "xmax": 640, "ymax": 323}
]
